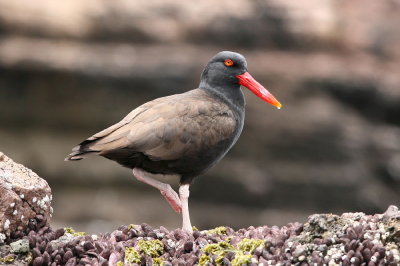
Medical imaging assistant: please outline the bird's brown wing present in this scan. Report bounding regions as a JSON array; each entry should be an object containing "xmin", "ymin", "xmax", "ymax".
[
  {"xmin": 67, "ymin": 90, "xmax": 236, "ymax": 162},
  {"xmin": 127, "ymin": 94, "xmax": 237, "ymax": 161}
]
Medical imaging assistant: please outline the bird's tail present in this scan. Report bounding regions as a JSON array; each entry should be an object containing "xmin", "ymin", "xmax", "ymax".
[{"xmin": 64, "ymin": 139, "xmax": 99, "ymax": 161}]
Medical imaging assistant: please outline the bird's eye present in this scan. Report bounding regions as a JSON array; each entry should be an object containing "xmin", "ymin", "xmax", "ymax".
[{"xmin": 224, "ymin": 59, "xmax": 234, "ymax": 67}]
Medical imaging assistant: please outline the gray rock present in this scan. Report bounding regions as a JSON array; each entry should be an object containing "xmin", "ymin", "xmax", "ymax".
[
  {"xmin": 49, "ymin": 232, "xmax": 76, "ymax": 250},
  {"xmin": 382, "ymin": 205, "xmax": 400, "ymax": 220},
  {"xmin": 10, "ymin": 239, "xmax": 30, "ymax": 254}
]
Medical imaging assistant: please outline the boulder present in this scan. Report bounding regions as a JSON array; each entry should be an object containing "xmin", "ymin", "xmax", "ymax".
[{"xmin": 0, "ymin": 152, "xmax": 52, "ymax": 238}]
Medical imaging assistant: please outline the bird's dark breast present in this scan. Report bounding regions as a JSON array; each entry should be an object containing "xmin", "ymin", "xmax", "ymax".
[{"xmin": 102, "ymin": 132, "xmax": 239, "ymax": 184}]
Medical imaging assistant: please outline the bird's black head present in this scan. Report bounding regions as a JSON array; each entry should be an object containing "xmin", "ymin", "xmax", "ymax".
[
  {"xmin": 199, "ymin": 51, "xmax": 282, "ymax": 109},
  {"xmin": 200, "ymin": 51, "xmax": 248, "ymax": 89}
]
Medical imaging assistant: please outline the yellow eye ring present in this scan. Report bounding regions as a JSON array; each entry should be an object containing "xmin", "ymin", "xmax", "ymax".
[{"xmin": 224, "ymin": 59, "xmax": 234, "ymax": 67}]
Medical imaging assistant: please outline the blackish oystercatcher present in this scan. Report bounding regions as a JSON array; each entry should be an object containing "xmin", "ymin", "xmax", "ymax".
[{"xmin": 65, "ymin": 51, "xmax": 282, "ymax": 233}]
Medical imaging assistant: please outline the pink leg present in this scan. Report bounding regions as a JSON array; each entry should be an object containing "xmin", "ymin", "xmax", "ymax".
[
  {"xmin": 179, "ymin": 184, "xmax": 193, "ymax": 233},
  {"xmin": 132, "ymin": 168, "xmax": 182, "ymax": 213}
]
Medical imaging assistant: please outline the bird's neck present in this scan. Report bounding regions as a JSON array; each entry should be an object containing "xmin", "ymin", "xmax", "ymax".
[{"xmin": 199, "ymin": 82, "xmax": 245, "ymax": 115}]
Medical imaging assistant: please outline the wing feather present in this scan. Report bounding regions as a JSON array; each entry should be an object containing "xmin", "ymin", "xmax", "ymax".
[{"xmin": 66, "ymin": 89, "xmax": 237, "ymax": 163}]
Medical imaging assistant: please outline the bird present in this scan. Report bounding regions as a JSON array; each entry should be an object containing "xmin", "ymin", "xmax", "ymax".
[{"xmin": 65, "ymin": 51, "xmax": 282, "ymax": 233}]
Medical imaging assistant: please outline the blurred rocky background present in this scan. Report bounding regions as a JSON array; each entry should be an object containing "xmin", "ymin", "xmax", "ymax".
[{"xmin": 0, "ymin": 0, "xmax": 399, "ymax": 233}]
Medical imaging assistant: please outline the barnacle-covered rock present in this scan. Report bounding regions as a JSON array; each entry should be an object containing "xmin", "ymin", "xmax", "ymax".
[
  {"xmin": 0, "ymin": 157, "xmax": 398, "ymax": 265},
  {"xmin": 285, "ymin": 206, "xmax": 400, "ymax": 265},
  {"xmin": 0, "ymin": 152, "xmax": 52, "ymax": 237},
  {"xmin": 0, "ymin": 210, "xmax": 399, "ymax": 265}
]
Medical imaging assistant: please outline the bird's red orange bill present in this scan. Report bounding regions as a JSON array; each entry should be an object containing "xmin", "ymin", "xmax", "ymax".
[{"xmin": 236, "ymin": 72, "xmax": 282, "ymax": 109}]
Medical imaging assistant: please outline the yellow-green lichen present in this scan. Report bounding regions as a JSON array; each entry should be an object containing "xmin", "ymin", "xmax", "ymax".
[
  {"xmin": 231, "ymin": 253, "xmax": 252, "ymax": 265},
  {"xmin": 202, "ymin": 241, "xmax": 234, "ymax": 255},
  {"xmin": 64, "ymin": 227, "xmax": 86, "ymax": 237},
  {"xmin": 237, "ymin": 238, "xmax": 265, "ymax": 254},
  {"xmin": 199, "ymin": 254, "xmax": 212, "ymax": 266},
  {"xmin": 200, "ymin": 238, "xmax": 263, "ymax": 265},
  {"xmin": 152, "ymin": 257, "xmax": 164, "ymax": 266},
  {"xmin": 192, "ymin": 225, "xmax": 199, "ymax": 231},
  {"xmin": 207, "ymin": 226, "xmax": 228, "ymax": 235},
  {"xmin": 215, "ymin": 255, "xmax": 228, "ymax": 265},
  {"xmin": 116, "ymin": 261, "xmax": 124, "ymax": 266},
  {"xmin": 201, "ymin": 241, "xmax": 235, "ymax": 265},
  {"xmin": 127, "ymin": 224, "xmax": 136, "ymax": 230},
  {"xmin": 138, "ymin": 239, "xmax": 164, "ymax": 257},
  {"xmin": 124, "ymin": 247, "xmax": 141, "ymax": 264},
  {"xmin": 24, "ymin": 252, "xmax": 33, "ymax": 263},
  {"xmin": 0, "ymin": 255, "xmax": 15, "ymax": 263}
]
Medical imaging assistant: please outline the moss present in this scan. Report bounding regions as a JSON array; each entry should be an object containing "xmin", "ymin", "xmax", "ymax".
[
  {"xmin": 231, "ymin": 253, "xmax": 252, "ymax": 265},
  {"xmin": 64, "ymin": 227, "xmax": 86, "ymax": 236},
  {"xmin": 207, "ymin": 226, "xmax": 228, "ymax": 235},
  {"xmin": 236, "ymin": 238, "xmax": 265, "ymax": 254},
  {"xmin": 124, "ymin": 247, "xmax": 141, "ymax": 264},
  {"xmin": 199, "ymin": 254, "xmax": 212, "ymax": 266},
  {"xmin": 138, "ymin": 239, "xmax": 164, "ymax": 257},
  {"xmin": 152, "ymin": 257, "xmax": 164, "ymax": 266}
]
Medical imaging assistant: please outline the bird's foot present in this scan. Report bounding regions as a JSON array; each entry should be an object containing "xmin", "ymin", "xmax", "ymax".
[
  {"xmin": 160, "ymin": 185, "xmax": 182, "ymax": 213},
  {"xmin": 181, "ymin": 224, "xmax": 193, "ymax": 234},
  {"xmin": 133, "ymin": 168, "xmax": 182, "ymax": 213}
]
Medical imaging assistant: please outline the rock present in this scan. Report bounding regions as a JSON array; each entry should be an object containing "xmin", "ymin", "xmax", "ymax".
[
  {"xmin": 0, "ymin": 152, "xmax": 52, "ymax": 236},
  {"xmin": 382, "ymin": 205, "xmax": 400, "ymax": 220},
  {"xmin": 49, "ymin": 231, "xmax": 76, "ymax": 251},
  {"xmin": 10, "ymin": 239, "xmax": 30, "ymax": 253}
]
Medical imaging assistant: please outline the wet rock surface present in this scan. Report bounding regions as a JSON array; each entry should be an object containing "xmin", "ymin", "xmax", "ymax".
[
  {"xmin": 0, "ymin": 152, "xmax": 52, "ymax": 238},
  {"xmin": 0, "ymin": 206, "xmax": 398, "ymax": 265}
]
